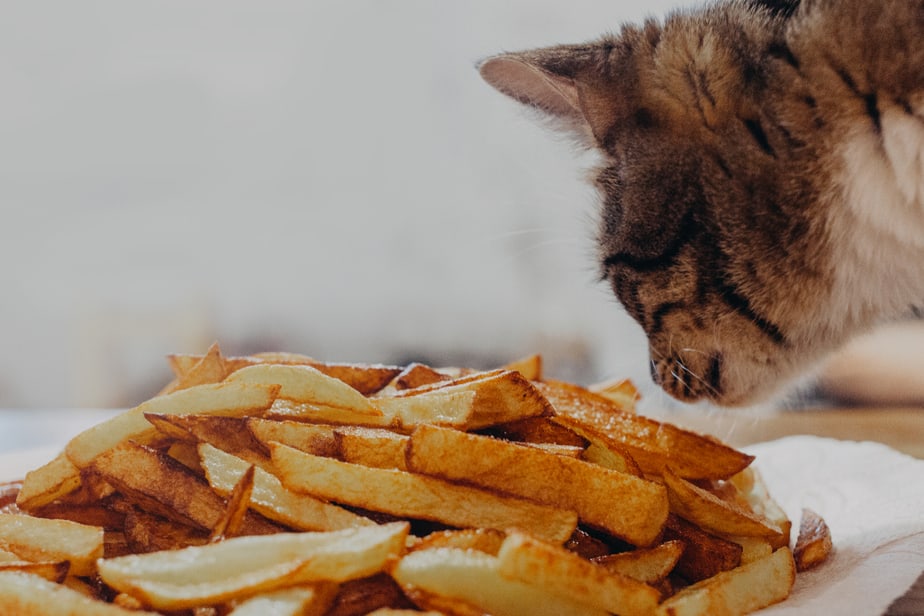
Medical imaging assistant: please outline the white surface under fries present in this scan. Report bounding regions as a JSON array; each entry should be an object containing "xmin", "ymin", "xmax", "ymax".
[{"xmin": 1, "ymin": 436, "xmax": 923, "ymax": 614}]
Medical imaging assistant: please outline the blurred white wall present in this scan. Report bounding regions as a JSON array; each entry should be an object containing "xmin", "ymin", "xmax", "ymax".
[{"xmin": 0, "ymin": 0, "xmax": 685, "ymax": 408}]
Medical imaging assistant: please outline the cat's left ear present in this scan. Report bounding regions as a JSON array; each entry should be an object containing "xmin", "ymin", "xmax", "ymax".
[{"xmin": 479, "ymin": 45, "xmax": 613, "ymax": 146}]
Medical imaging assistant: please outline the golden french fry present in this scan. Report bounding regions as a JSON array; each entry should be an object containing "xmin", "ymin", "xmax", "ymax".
[
  {"xmin": 270, "ymin": 442, "xmax": 578, "ymax": 544},
  {"xmin": 549, "ymin": 414, "xmax": 641, "ymax": 476},
  {"xmin": 198, "ymin": 443, "xmax": 373, "ymax": 531},
  {"xmin": 592, "ymin": 539, "xmax": 685, "ymax": 584},
  {"xmin": 663, "ymin": 514, "xmax": 742, "ymax": 582},
  {"xmin": 0, "ymin": 513, "xmax": 103, "ymax": 577},
  {"xmin": 145, "ymin": 413, "xmax": 269, "ymax": 468},
  {"xmin": 88, "ymin": 442, "xmax": 276, "ymax": 536},
  {"xmin": 662, "ymin": 467, "xmax": 784, "ymax": 540},
  {"xmin": 410, "ymin": 528, "xmax": 506, "ymax": 556},
  {"xmin": 225, "ymin": 583, "xmax": 339, "ymax": 616},
  {"xmin": 537, "ymin": 380, "xmax": 754, "ymax": 480},
  {"xmin": 489, "ymin": 416, "xmax": 589, "ymax": 448},
  {"xmin": 391, "ymin": 362, "xmax": 450, "ymax": 390},
  {"xmin": 406, "ymin": 425, "xmax": 667, "ymax": 546},
  {"xmin": 655, "ymin": 547, "xmax": 796, "ymax": 616},
  {"xmin": 727, "ymin": 535, "xmax": 774, "ymax": 565},
  {"xmin": 0, "ymin": 570, "xmax": 159, "ymax": 615},
  {"xmin": 66, "ymin": 382, "xmax": 278, "ymax": 469},
  {"xmin": 326, "ymin": 574, "xmax": 407, "ymax": 616},
  {"xmin": 209, "ymin": 465, "xmax": 256, "ymax": 542},
  {"xmin": 97, "ymin": 523, "xmax": 409, "ymax": 611},
  {"xmin": 247, "ymin": 418, "xmax": 339, "ymax": 457},
  {"xmin": 500, "ymin": 354, "xmax": 543, "ymax": 380},
  {"xmin": 793, "ymin": 508, "xmax": 833, "ymax": 571},
  {"xmin": 496, "ymin": 531, "xmax": 661, "ymax": 616},
  {"xmin": 391, "ymin": 547, "xmax": 609, "ymax": 616},
  {"xmin": 334, "ymin": 426, "xmax": 410, "ymax": 470}
]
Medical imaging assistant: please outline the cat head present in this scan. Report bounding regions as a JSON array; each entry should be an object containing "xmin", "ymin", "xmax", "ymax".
[{"xmin": 480, "ymin": 5, "xmax": 838, "ymax": 406}]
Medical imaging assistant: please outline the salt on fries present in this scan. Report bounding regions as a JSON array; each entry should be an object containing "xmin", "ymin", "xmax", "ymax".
[{"xmin": 0, "ymin": 344, "xmax": 830, "ymax": 615}]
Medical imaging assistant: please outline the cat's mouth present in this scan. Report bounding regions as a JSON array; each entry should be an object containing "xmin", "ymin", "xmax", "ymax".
[{"xmin": 648, "ymin": 345, "xmax": 786, "ymax": 407}]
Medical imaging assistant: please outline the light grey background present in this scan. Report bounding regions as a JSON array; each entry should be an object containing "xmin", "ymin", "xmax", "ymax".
[{"xmin": 1, "ymin": 0, "xmax": 686, "ymax": 408}]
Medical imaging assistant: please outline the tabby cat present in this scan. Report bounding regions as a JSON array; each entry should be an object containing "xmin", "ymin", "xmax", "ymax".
[{"xmin": 480, "ymin": 0, "xmax": 924, "ymax": 406}]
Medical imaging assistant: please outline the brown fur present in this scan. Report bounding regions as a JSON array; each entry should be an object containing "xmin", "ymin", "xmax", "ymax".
[{"xmin": 481, "ymin": 0, "xmax": 924, "ymax": 405}]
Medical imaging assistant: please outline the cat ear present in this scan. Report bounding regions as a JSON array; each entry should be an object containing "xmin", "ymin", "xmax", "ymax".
[{"xmin": 479, "ymin": 46, "xmax": 607, "ymax": 145}]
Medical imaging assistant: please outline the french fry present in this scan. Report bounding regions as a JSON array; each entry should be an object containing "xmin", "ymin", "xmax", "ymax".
[
  {"xmin": 97, "ymin": 523, "xmax": 409, "ymax": 610},
  {"xmin": 537, "ymin": 380, "xmax": 754, "ymax": 480},
  {"xmin": 159, "ymin": 342, "xmax": 229, "ymax": 395},
  {"xmin": 270, "ymin": 442, "xmax": 578, "ymax": 544},
  {"xmin": 226, "ymin": 364, "xmax": 380, "ymax": 416},
  {"xmin": 66, "ymin": 382, "xmax": 279, "ymax": 469},
  {"xmin": 198, "ymin": 443, "xmax": 373, "ymax": 531},
  {"xmin": 588, "ymin": 377, "xmax": 640, "ymax": 412},
  {"xmin": 663, "ymin": 515, "xmax": 742, "ymax": 582},
  {"xmin": 793, "ymin": 508, "xmax": 833, "ymax": 571},
  {"xmin": 391, "ymin": 363, "xmax": 450, "ymax": 390},
  {"xmin": 247, "ymin": 418, "xmax": 339, "ymax": 458},
  {"xmin": 391, "ymin": 547, "xmax": 609, "ymax": 616},
  {"xmin": 0, "ymin": 513, "xmax": 103, "ymax": 577},
  {"xmin": 326, "ymin": 574, "xmax": 409, "ymax": 616},
  {"xmin": 488, "ymin": 416, "xmax": 588, "ymax": 448},
  {"xmin": 209, "ymin": 464, "xmax": 256, "ymax": 542},
  {"xmin": 0, "ymin": 560, "xmax": 69, "ymax": 583},
  {"xmin": 410, "ymin": 528, "xmax": 506, "ymax": 556},
  {"xmin": 655, "ymin": 547, "xmax": 796, "ymax": 616},
  {"xmin": 501, "ymin": 353, "xmax": 543, "ymax": 380},
  {"xmin": 0, "ymin": 570, "xmax": 159, "ymax": 615},
  {"xmin": 225, "ymin": 583, "xmax": 339, "ymax": 616},
  {"xmin": 549, "ymin": 414, "xmax": 642, "ymax": 476},
  {"xmin": 16, "ymin": 453, "xmax": 82, "ymax": 511},
  {"xmin": 592, "ymin": 540, "xmax": 685, "ymax": 584},
  {"xmin": 406, "ymin": 425, "xmax": 667, "ymax": 546},
  {"xmin": 247, "ymin": 353, "xmax": 402, "ymax": 395},
  {"xmin": 145, "ymin": 413, "xmax": 269, "ymax": 468},
  {"xmin": 87, "ymin": 442, "xmax": 277, "ymax": 535},
  {"xmin": 662, "ymin": 467, "xmax": 784, "ymax": 540},
  {"xmin": 122, "ymin": 508, "xmax": 208, "ymax": 554},
  {"xmin": 378, "ymin": 369, "xmax": 553, "ymax": 429},
  {"xmin": 496, "ymin": 531, "xmax": 661, "ymax": 616},
  {"xmin": 731, "ymin": 467, "xmax": 792, "ymax": 550},
  {"xmin": 334, "ymin": 427, "xmax": 410, "ymax": 470}
]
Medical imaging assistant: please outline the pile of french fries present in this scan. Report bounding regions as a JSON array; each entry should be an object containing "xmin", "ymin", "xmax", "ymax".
[{"xmin": 0, "ymin": 343, "xmax": 832, "ymax": 615}]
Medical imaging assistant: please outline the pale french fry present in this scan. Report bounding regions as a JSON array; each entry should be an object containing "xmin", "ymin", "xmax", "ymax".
[
  {"xmin": 496, "ymin": 531, "xmax": 661, "ymax": 616},
  {"xmin": 0, "ymin": 561, "xmax": 69, "ymax": 583},
  {"xmin": 537, "ymin": 380, "xmax": 754, "ymax": 480},
  {"xmin": 793, "ymin": 508, "xmax": 833, "ymax": 571},
  {"xmin": 246, "ymin": 353, "xmax": 402, "ymax": 395},
  {"xmin": 0, "ymin": 513, "xmax": 103, "ymax": 577},
  {"xmin": 727, "ymin": 535, "xmax": 774, "ymax": 565},
  {"xmin": 410, "ymin": 528, "xmax": 506, "ymax": 556},
  {"xmin": 378, "ymin": 369, "xmax": 552, "ymax": 429},
  {"xmin": 733, "ymin": 467, "xmax": 792, "ymax": 550},
  {"xmin": 406, "ymin": 425, "xmax": 667, "ymax": 546},
  {"xmin": 267, "ymin": 399, "xmax": 392, "ymax": 427},
  {"xmin": 270, "ymin": 443, "xmax": 578, "ymax": 544},
  {"xmin": 226, "ymin": 364, "xmax": 379, "ymax": 416},
  {"xmin": 16, "ymin": 453, "xmax": 82, "ymax": 511},
  {"xmin": 391, "ymin": 547, "xmax": 609, "ymax": 616},
  {"xmin": 655, "ymin": 547, "xmax": 796, "ymax": 616},
  {"xmin": 198, "ymin": 443, "xmax": 373, "ymax": 531},
  {"xmin": 592, "ymin": 540, "xmax": 685, "ymax": 584},
  {"xmin": 97, "ymin": 523, "xmax": 408, "ymax": 611},
  {"xmin": 66, "ymin": 382, "xmax": 278, "ymax": 469},
  {"xmin": 662, "ymin": 467, "xmax": 784, "ymax": 540},
  {"xmin": 0, "ymin": 570, "xmax": 159, "ymax": 615},
  {"xmin": 226, "ymin": 583, "xmax": 339, "ymax": 616}
]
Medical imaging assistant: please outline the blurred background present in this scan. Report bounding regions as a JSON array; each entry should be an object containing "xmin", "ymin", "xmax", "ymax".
[{"xmin": 1, "ymin": 0, "xmax": 692, "ymax": 410}]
